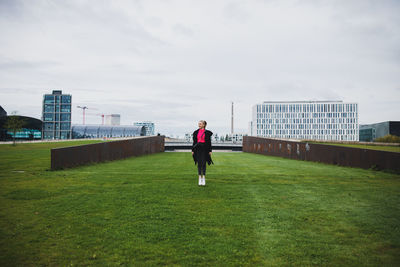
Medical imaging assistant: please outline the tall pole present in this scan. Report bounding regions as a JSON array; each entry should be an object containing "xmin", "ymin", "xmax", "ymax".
[{"xmin": 231, "ymin": 101, "xmax": 234, "ymax": 135}]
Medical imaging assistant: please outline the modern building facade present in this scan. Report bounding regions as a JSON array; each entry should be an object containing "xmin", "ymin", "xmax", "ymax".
[
  {"xmin": 133, "ymin": 121, "xmax": 155, "ymax": 136},
  {"xmin": 105, "ymin": 114, "xmax": 120, "ymax": 126},
  {"xmin": 71, "ymin": 125, "xmax": 146, "ymax": 139},
  {"xmin": 251, "ymin": 100, "xmax": 359, "ymax": 141},
  {"xmin": 0, "ymin": 106, "xmax": 7, "ymax": 117},
  {"xmin": 42, "ymin": 90, "xmax": 72, "ymax": 139},
  {"xmin": 0, "ymin": 114, "xmax": 43, "ymax": 141},
  {"xmin": 359, "ymin": 121, "xmax": 400, "ymax": 142}
]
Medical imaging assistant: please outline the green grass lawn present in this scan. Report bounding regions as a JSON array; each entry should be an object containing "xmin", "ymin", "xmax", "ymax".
[
  {"xmin": 0, "ymin": 143, "xmax": 399, "ymax": 266},
  {"xmin": 310, "ymin": 142, "xmax": 400, "ymax": 153}
]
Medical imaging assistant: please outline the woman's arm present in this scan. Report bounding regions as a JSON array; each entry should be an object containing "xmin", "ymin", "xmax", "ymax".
[
  {"xmin": 192, "ymin": 131, "xmax": 197, "ymax": 152},
  {"xmin": 207, "ymin": 131, "xmax": 212, "ymax": 153}
]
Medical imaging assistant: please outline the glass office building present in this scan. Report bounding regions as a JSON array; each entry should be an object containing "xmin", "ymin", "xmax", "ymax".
[
  {"xmin": 251, "ymin": 101, "xmax": 359, "ymax": 141},
  {"xmin": 71, "ymin": 125, "xmax": 146, "ymax": 139},
  {"xmin": 42, "ymin": 90, "xmax": 72, "ymax": 139},
  {"xmin": 359, "ymin": 121, "xmax": 400, "ymax": 142},
  {"xmin": 133, "ymin": 121, "xmax": 155, "ymax": 136},
  {"xmin": 0, "ymin": 115, "xmax": 43, "ymax": 141},
  {"xmin": 359, "ymin": 127, "xmax": 376, "ymax": 142}
]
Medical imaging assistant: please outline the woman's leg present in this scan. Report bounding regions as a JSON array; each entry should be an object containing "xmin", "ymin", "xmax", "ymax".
[
  {"xmin": 198, "ymin": 163, "xmax": 202, "ymax": 175},
  {"xmin": 199, "ymin": 162, "xmax": 206, "ymax": 185},
  {"xmin": 197, "ymin": 145, "xmax": 207, "ymax": 185},
  {"xmin": 197, "ymin": 164, "xmax": 202, "ymax": 185}
]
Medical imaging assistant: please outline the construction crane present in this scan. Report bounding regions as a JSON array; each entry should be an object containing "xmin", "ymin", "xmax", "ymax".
[
  {"xmin": 85, "ymin": 112, "xmax": 105, "ymax": 125},
  {"xmin": 94, "ymin": 113, "xmax": 105, "ymax": 125},
  {"xmin": 77, "ymin": 106, "xmax": 88, "ymax": 125}
]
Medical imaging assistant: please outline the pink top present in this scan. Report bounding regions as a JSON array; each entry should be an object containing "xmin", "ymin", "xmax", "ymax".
[{"xmin": 197, "ymin": 129, "xmax": 206, "ymax": 143}]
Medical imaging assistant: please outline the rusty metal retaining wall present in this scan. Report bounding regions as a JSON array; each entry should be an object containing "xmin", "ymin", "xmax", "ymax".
[
  {"xmin": 51, "ymin": 136, "xmax": 165, "ymax": 170},
  {"xmin": 243, "ymin": 136, "xmax": 400, "ymax": 172}
]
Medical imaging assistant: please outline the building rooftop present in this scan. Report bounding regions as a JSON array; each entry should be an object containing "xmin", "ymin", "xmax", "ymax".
[{"xmin": 0, "ymin": 105, "xmax": 7, "ymax": 117}]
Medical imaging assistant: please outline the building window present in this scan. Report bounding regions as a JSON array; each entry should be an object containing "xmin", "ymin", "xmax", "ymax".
[
  {"xmin": 61, "ymin": 105, "xmax": 71, "ymax": 112},
  {"xmin": 44, "ymin": 104, "xmax": 54, "ymax": 112},
  {"xmin": 44, "ymin": 113, "xmax": 54, "ymax": 121},
  {"xmin": 61, "ymin": 123, "xmax": 71, "ymax": 130},
  {"xmin": 44, "ymin": 95, "xmax": 54, "ymax": 104},
  {"xmin": 61, "ymin": 95, "xmax": 71, "ymax": 103},
  {"xmin": 60, "ymin": 113, "xmax": 71, "ymax": 121},
  {"xmin": 43, "ymin": 122, "xmax": 54, "ymax": 130},
  {"xmin": 43, "ymin": 131, "xmax": 54, "ymax": 139},
  {"xmin": 60, "ymin": 131, "xmax": 70, "ymax": 139}
]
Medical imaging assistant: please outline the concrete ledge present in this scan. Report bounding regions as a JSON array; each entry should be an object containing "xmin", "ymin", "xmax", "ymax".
[
  {"xmin": 51, "ymin": 136, "xmax": 165, "ymax": 170},
  {"xmin": 243, "ymin": 136, "xmax": 400, "ymax": 172}
]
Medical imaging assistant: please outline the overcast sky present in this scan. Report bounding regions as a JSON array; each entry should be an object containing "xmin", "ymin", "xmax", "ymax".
[{"xmin": 0, "ymin": 0, "xmax": 399, "ymax": 137}]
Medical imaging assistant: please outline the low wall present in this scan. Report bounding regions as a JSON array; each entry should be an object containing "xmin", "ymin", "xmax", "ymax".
[
  {"xmin": 243, "ymin": 136, "xmax": 400, "ymax": 172},
  {"xmin": 51, "ymin": 136, "xmax": 165, "ymax": 170}
]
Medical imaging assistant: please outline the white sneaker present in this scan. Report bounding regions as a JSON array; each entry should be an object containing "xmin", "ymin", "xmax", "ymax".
[
  {"xmin": 198, "ymin": 176, "xmax": 202, "ymax": 186},
  {"xmin": 202, "ymin": 177, "xmax": 206, "ymax": 186}
]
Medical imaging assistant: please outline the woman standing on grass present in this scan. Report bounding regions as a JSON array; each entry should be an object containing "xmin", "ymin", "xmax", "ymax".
[{"xmin": 192, "ymin": 120, "xmax": 213, "ymax": 186}]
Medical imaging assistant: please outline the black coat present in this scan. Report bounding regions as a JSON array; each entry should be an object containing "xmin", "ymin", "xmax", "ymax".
[{"xmin": 192, "ymin": 129, "xmax": 213, "ymax": 165}]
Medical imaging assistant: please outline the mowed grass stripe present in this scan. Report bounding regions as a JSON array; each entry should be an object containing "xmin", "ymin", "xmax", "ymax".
[{"xmin": 0, "ymin": 142, "xmax": 399, "ymax": 266}]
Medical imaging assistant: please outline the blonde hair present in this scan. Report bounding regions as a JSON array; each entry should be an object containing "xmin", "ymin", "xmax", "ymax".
[{"xmin": 199, "ymin": 120, "xmax": 207, "ymax": 128}]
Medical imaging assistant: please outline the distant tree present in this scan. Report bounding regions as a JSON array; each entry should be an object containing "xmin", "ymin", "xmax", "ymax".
[
  {"xmin": 4, "ymin": 115, "xmax": 26, "ymax": 146},
  {"xmin": 225, "ymin": 134, "xmax": 229, "ymax": 141},
  {"xmin": 374, "ymin": 134, "xmax": 400, "ymax": 143}
]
